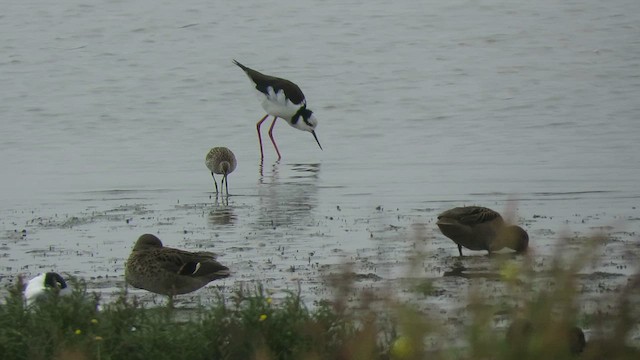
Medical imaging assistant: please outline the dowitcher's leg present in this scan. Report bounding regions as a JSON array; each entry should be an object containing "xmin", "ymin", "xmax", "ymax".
[
  {"xmin": 210, "ymin": 172, "xmax": 219, "ymax": 194},
  {"xmin": 221, "ymin": 174, "xmax": 228, "ymax": 196},
  {"xmin": 458, "ymin": 244, "xmax": 463, "ymax": 257},
  {"xmin": 224, "ymin": 174, "xmax": 229, "ymax": 196},
  {"xmin": 256, "ymin": 114, "xmax": 269, "ymax": 159},
  {"xmin": 268, "ymin": 116, "xmax": 282, "ymax": 160}
]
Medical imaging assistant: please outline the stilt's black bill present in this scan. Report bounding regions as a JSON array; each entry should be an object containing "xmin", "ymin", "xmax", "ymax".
[{"xmin": 311, "ymin": 130, "xmax": 323, "ymax": 150}]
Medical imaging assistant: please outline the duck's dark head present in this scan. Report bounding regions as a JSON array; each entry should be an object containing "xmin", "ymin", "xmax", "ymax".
[
  {"xmin": 134, "ymin": 234, "xmax": 163, "ymax": 250},
  {"xmin": 505, "ymin": 225, "xmax": 529, "ymax": 253}
]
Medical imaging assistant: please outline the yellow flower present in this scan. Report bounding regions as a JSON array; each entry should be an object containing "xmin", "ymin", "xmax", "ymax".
[
  {"xmin": 91, "ymin": 319, "xmax": 98, "ymax": 325},
  {"xmin": 94, "ymin": 336, "xmax": 103, "ymax": 341},
  {"xmin": 259, "ymin": 314, "xmax": 267, "ymax": 322},
  {"xmin": 500, "ymin": 261, "xmax": 520, "ymax": 282},
  {"xmin": 75, "ymin": 329, "xmax": 82, "ymax": 335},
  {"xmin": 390, "ymin": 336, "xmax": 415, "ymax": 359}
]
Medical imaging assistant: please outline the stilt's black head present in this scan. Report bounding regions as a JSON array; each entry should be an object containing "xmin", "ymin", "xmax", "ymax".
[
  {"xmin": 291, "ymin": 106, "xmax": 322, "ymax": 150},
  {"xmin": 44, "ymin": 272, "xmax": 68, "ymax": 290}
]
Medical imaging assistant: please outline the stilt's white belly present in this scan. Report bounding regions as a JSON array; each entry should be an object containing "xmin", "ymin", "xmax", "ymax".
[{"xmin": 256, "ymin": 87, "xmax": 302, "ymax": 120}]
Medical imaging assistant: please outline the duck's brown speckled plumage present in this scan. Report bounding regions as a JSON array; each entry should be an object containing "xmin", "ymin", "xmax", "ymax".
[
  {"xmin": 436, "ymin": 206, "xmax": 528, "ymax": 256},
  {"xmin": 125, "ymin": 234, "xmax": 229, "ymax": 296}
]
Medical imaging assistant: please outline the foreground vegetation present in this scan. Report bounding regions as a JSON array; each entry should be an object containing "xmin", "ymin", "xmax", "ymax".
[{"xmin": 1, "ymin": 235, "xmax": 639, "ymax": 360}]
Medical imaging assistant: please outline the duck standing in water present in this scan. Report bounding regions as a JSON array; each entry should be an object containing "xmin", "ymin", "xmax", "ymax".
[{"xmin": 436, "ymin": 206, "xmax": 529, "ymax": 256}]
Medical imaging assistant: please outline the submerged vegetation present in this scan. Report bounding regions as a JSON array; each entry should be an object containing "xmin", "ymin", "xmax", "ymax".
[{"xmin": 1, "ymin": 232, "xmax": 639, "ymax": 360}]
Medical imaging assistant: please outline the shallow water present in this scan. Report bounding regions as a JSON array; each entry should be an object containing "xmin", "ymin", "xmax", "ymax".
[{"xmin": 1, "ymin": 0, "xmax": 639, "ymax": 330}]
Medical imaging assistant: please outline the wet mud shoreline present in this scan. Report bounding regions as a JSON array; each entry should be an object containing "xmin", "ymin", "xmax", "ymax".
[{"xmin": 2, "ymin": 188, "xmax": 638, "ymax": 334}]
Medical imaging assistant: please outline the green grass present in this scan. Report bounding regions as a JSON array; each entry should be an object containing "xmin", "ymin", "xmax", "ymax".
[{"xmin": 1, "ymin": 235, "xmax": 639, "ymax": 360}]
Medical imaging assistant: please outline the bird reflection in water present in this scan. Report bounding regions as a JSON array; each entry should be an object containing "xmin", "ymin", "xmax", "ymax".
[
  {"xmin": 442, "ymin": 253, "xmax": 522, "ymax": 281},
  {"xmin": 208, "ymin": 206, "xmax": 237, "ymax": 226},
  {"xmin": 258, "ymin": 158, "xmax": 280, "ymax": 183},
  {"xmin": 255, "ymin": 162, "xmax": 321, "ymax": 229},
  {"xmin": 209, "ymin": 191, "xmax": 230, "ymax": 206},
  {"xmin": 443, "ymin": 263, "xmax": 502, "ymax": 280}
]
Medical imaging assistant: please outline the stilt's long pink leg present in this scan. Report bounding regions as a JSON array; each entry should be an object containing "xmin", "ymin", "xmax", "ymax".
[
  {"xmin": 268, "ymin": 116, "xmax": 282, "ymax": 160},
  {"xmin": 256, "ymin": 114, "xmax": 269, "ymax": 159}
]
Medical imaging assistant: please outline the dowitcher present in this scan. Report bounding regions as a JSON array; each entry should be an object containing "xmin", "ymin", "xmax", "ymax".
[{"xmin": 205, "ymin": 147, "xmax": 237, "ymax": 196}]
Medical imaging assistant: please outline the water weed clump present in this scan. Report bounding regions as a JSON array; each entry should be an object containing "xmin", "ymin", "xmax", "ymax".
[
  {"xmin": 1, "ymin": 233, "xmax": 639, "ymax": 359},
  {"xmin": 0, "ymin": 276, "xmax": 100, "ymax": 360},
  {"xmin": 0, "ymin": 282, "xmax": 367, "ymax": 360}
]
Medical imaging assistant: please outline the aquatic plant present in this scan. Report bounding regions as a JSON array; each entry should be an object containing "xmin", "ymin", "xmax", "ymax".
[{"xmin": 0, "ymin": 231, "xmax": 638, "ymax": 359}]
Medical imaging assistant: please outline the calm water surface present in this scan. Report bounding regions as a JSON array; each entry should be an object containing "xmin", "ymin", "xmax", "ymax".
[{"xmin": 1, "ymin": 0, "xmax": 639, "ymax": 309}]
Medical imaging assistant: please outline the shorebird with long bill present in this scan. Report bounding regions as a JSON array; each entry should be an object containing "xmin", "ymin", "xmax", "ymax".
[
  {"xmin": 205, "ymin": 147, "xmax": 237, "ymax": 196},
  {"xmin": 233, "ymin": 60, "xmax": 322, "ymax": 160}
]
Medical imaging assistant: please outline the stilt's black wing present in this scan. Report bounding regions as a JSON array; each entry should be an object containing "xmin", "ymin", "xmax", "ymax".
[{"xmin": 233, "ymin": 60, "xmax": 306, "ymax": 105}]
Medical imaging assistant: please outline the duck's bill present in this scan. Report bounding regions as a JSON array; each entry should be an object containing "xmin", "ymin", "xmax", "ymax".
[
  {"xmin": 311, "ymin": 130, "xmax": 323, "ymax": 150},
  {"xmin": 215, "ymin": 269, "xmax": 231, "ymax": 278}
]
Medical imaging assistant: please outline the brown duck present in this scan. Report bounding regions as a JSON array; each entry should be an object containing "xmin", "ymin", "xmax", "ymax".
[
  {"xmin": 436, "ymin": 206, "xmax": 529, "ymax": 256},
  {"xmin": 125, "ymin": 234, "xmax": 230, "ymax": 304}
]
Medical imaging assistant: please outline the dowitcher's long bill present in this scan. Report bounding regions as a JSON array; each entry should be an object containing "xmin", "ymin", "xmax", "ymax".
[{"xmin": 233, "ymin": 60, "xmax": 322, "ymax": 160}]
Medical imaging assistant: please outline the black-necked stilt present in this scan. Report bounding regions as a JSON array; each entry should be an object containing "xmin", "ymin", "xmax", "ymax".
[
  {"xmin": 205, "ymin": 147, "xmax": 237, "ymax": 196},
  {"xmin": 233, "ymin": 60, "xmax": 322, "ymax": 160},
  {"xmin": 24, "ymin": 272, "xmax": 71, "ymax": 306},
  {"xmin": 436, "ymin": 206, "xmax": 529, "ymax": 256},
  {"xmin": 125, "ymin": 234, "xmax": 230, "ymax": 307}
]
